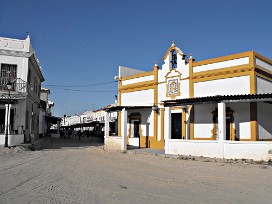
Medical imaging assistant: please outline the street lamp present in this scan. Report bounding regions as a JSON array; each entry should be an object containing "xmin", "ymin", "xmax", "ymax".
[{"xmin": 5, "ymin": 81, "xmax": 12, "ymax": 147}]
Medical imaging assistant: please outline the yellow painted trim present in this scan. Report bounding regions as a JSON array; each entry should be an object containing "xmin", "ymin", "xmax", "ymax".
[
  {"xmin": 158, "ymin": 77, "xmax": 189, "ymax": 85},
  {"xmin": 193, "ymin": 137, "xmax": 214, "ymax": 140},
  {"xmin": 255, "ymin": 65, "xmax": 272, "ymax": 77},
  {"xmin": 193, "ymin": 64, "xmax": 252, "ymax": 78},
  {"xmin": 165, "ymin": 68, "xmax": 182, "ymax": 79},
  {"xmin": 182, "ymin": 108, "xmax": 186, "ymax": 139},
  {"xmin": 118, "ymin": 112, "xmax": 121, "ymax": 136},
  {"xmin": 250, "ymin": 70, "xmax": 256, "ymax": 94},
  {"xmin": 120, "ymin": 85, "xmax": 156, "ymax": 93},
  {"xmin": 162, "ymin": 43, "xmax": 185, "ymax": 61},
  {"xmin": 119, "ymin": 80, "xmax": 156, "ymax": 90},
  {"xmin": 250, "ymin": 102, "xmax": 258, "ymax": 141},
  {"xmin": 193, "ymin": 70, "xmax": 251, "ymax": 83},
  {"xmin": 249, "ymin": 51, "xmax": 255, "ymax": 68},
  {"xmin": 255, "ymin": 72, "xmax": 272, "ymax": 82},
  {"xmin": 148, "ymin": 65, "xmax": 164, "ymax": 150},
  {"xmin": 121, "ymin": 70, "xmax": 154, "ymax": 81},
  {"xmin": 193, "ymin": 51, "xmax": 251, "ymax": 67},
  {"xmin": 160, "ymin": 108, "xmax": 165, "ymax": 146},
  {"xmin": 189, "ymin": 56, "xmax": 194, "ymax": 98},
  {"xmin": 189, "ymin": 105, "xmax": 194, "ymax": 140},
  {"xmin": 166, "ymin": 80, "xmax": 181, "ymax": 99},
  {"xmin": 192, "ymin": 65, "xmax": 253, "ymax": 84},
  {"xmin": 171, "ymin": 106, "xmax": 183, "ymax": 110},
  {"xmin": 118, "ymin": 80, "xmax": 122, "ymax": 106},
  {"xmin": 240, "ymin": 139, "xmax": 251, "ymax": 141},
  {"xmin": 254, "ymin": 52, "xmax": 272, "ymax": 66}
]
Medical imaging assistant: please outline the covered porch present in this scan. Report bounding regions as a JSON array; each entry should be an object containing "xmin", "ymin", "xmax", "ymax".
[
  {"xmin": 103, "ymin": 106, "xmax": 154, "ymax": 151},
  {"xmin": 163, "ymin": 93, "xmax": 272, "ymax": 161}
]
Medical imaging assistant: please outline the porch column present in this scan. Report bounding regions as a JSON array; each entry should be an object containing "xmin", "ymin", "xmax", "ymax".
[
  {"xmin": 164, "ymin": 107, "xmax": 171, "ymax": 153},
  {"xmin": 104, "ymin": 111, "xmax": 110, "ymax": 138},
  {"xmin": 121, "ymin": 108, "xmax": 127, "ymax": 151},
  {"xmin": 218, "ymin": 102, "xmax": 226, "ymax": 141},
  {"xmin": 57, "ymin": 121, "xmax": 60, "ymax": 134},
  {"xmin": 5, "ymin": 104, "xmax": 11, "ymax": 135}
]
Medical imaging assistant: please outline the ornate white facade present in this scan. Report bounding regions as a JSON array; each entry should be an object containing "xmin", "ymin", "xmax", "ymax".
[{"xmin": 105, "ymin": 42, "xmax": 272, "ymax": 161}]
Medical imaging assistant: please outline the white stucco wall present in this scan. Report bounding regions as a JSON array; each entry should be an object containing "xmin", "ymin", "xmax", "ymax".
[
  {"xmin": 192, "ymin": 103, "xmax": 251, "ymax": 140},
  {"xmin": 256, "ymin": 57, "xmax": 272, "ymax": 72},
  {"xmin": 228, "ymin": 103, "xmax": 250, "ymax": 140},
  {"xmin": 223, "ymin": 141, "xmax": 272, "ymax": 160},
  {"xmin": 122, "ymin": 75, "xmax": 154, "ymax": 85},
  {"xmin": 121, "ymin": 89, "xmax": 154, "ymax": 106},
  {"xmin": 128, "ymin": 138, "xmax": 139, "ymax": 146},
  {"xmin": 104, "ymin": 136, "xmax": 123, "ymax": 150},
  {"xmin": 194, "ymin": 104, "xmax": 216, "ymax": 139},
  {"xmin": 0, "ymin": 134, "xmax": 24, "ymax": 146},
  {"xmin": 257, "ymin": 102, "xmax": 272, "ymax": 140},
  {"xmin": 256, "ymin": 76, "xmax": 272, "ymax": 94},
  {"xmin": 0, "ymin": 37, "xmax": 30, "ymax": 52},
  {"xmin": 194, "ymin": 57, "xmax": 249, "ymax": 73},
  {"xmin": 158, "ymin": 79, "xmax": 190, "ymax": 102},
  {"xmin": 168, "ymin": 140, "xmax": 223, "ymax": 158},
  {"xmin": 0, "ymin": 55, "xmax": 29, "ymax": 82},
  {"xmin": 126, "ymin": 108, "xmax": 153, "ymax": 137},
  {"xmin": 194, "ymin": 76, "xmax": 250, "ymax": 97},
  {"xmin": 166, "ymin": 140, "xmax": 272, "ymax": 161}
]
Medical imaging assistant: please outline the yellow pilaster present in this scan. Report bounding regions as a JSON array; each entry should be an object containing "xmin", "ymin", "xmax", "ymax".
[
  {"xmin": 188, "ymin": 54, "xmax": 195, "ymax": 140},
  {"xmin": 189, "ymin": 53, "xmax": 194, "ymax": 98},
  {"xmin": 160, "ymin": 108, "xmax": 165, "ymax": 144},
  {"xmin": 189, "ymin": 106, "xmax": 194, "ymax": 140},
  {"xmin": 182, "ymin": 108, "xmax": 186, "ymax": 139},
  {"xmin": 250, "ymin": 102, "xmax": 258, "ymax": 141}
]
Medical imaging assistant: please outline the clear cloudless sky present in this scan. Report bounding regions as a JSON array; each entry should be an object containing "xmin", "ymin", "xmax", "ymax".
[{"xmin": 1, "ymin": 0, "xmax": 272, "ymax": 117}]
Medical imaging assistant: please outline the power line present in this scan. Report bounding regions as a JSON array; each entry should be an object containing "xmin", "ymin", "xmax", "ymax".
[
  {"xmin": 44, "ymin": 81, "xmax": 116, "ymax": 88},
  {"xmin": 49, "ymin": 87, "xmax": 115, "ymax": 93}
]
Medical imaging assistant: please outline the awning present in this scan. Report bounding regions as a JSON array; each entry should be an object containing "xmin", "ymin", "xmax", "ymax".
[
  {"xmin": 104, "ymin": 106, "xmax": 152, "ymax": 112},
  {"xmin": 45, "ymin": 115, "xmax": 62, "ymax": 124},
  {"xmin": 163, "ymin": 93, "xmax": 272, "ymax": 107}
]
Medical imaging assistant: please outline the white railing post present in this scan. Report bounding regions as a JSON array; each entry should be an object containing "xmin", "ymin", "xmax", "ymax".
[
  {"xmin": 121, "ymin": 108, "xmax": 127, "ymax": 151},
  {"xmin": 104, "ymin": 111, "xmax": 110, "ymax": 138},
  {"xmin": 218, "ymin": 102, "xmax": 226, "ymax": 159},
  {"xmin": 164, "ymin": 107, "xmax": 171, "ymax": 154},
  {"xmin": 218, "ymin": 102, "xmax": 226, "ymax": 141}
]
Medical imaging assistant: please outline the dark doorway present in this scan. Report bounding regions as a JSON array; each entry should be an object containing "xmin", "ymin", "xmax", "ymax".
[
  {"xmin": 226, "ymin": 117, "xmax": 231, "ymax": 140},
  {"xmin": 133, "ymin": 121, "xmax": 140, "ymax": 138},
  {"xmin": 0, "ymin": 109, "xmax": 14, "ymax": 133},
  {"xmin": 171, "ymin": 113, "xmax": 182, "ymax": 139},
  {"xmin": 215, "ymin": 117, "xmax": 231, "ymax": 140}
]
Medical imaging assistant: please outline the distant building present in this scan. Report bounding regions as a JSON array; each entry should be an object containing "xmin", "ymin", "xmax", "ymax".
[
  {"xmin": 0, "ymin": 36, "xmax": 45, "ymax": 145},
  {"xmin": 39, "ymin": 88, "xmax": 60, "ymax": 137},
  {"xmin": 61, "ymin": 103, "xmax": 118, "ymax": 136}
]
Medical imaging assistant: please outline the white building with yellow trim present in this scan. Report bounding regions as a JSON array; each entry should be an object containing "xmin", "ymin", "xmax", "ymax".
[{"xmin": 104, "ymin": 42, "xmax": 272, "ymax": 161}]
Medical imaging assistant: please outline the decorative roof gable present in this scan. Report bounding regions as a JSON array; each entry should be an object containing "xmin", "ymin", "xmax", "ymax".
[{"xmin": 162, "ymin": 41, "xmax": 185, "ymax": 61}]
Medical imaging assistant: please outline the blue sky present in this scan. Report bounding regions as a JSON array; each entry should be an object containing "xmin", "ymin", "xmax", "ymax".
[{"xmin": 1, "ymin": 0, "xmax": 272, "ymax": 117}]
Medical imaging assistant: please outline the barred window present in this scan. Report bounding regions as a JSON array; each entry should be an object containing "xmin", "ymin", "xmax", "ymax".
[{"xmin": 0, "ymin": 64, "xmax": 17, "ymax": 88}]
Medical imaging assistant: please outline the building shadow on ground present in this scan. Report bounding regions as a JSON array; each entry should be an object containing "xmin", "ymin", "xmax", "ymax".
[{"xmin": 28, "ymin": 135, "xmax": 104, "ymax": 151}]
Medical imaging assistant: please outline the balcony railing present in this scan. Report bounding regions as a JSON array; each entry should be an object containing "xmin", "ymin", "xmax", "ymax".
[
  {"xmin": 0, "ymin": 78, "xmax": 27, "ymax": 93},
  {"xmin": 0, "ymin": 124, "xmax": 24, "ymax": 135}
]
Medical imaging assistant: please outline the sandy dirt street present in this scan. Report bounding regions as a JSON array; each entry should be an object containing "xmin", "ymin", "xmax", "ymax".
[{"xmin": 0, "ymin": 137, "xmax": 271, "ymax": 204}]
